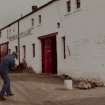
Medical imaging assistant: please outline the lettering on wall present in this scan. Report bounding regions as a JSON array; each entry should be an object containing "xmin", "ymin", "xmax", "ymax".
[{"xmin": 8, "ymin": 27, "xmax": 33, "ymax": 41}]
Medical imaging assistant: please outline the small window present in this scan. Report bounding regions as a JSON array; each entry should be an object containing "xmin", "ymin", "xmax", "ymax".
[
  {"xmin": 76, "ymin": 0, "xmax": 80, "ymax": 8},
  {"xmin": 66, "ymin": 0, "xmax": 71, "ymax": 12},
  {"xmin": 15, "ymin": 46, "xmax": 18, "ymax": 55},
  {"xmin": 7, "ymin": 30, "xmax": 8, "ymax": 37},
  {"xmin": 13, "ymin": 28, "xmax": 15, "ymax": 32},
  {"xmin": 62, "ymin": 36, "xmax": 66, "ymax": 59},
  {"xmin": 0, "ymin": 31, "xmax": 1, "ymax": 38},
  {"xmin": 38, "ymin": 15, "xmax": 42, "ymax": 24},
  {"xmin": 31, "ymin": 18, "xmax": 34, "ymax": 27},
  {"xmin": 9, "ymin": 29, "xmax": 11, "ymax": 33},
  {"xmin": 57, "ymin": 22, "xmax": 60, "ymax": 28},
  {"xmin": 32, "ymin": 43, "xmax": 35, "ymax": 57},
  {"xmin": 23, "ymin": 45, "xmax": 26, "ymax": 59}
]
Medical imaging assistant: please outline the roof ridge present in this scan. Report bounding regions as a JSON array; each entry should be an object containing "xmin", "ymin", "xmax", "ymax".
[{"xmin": 0, "ymin": 0, "xmax": 58, "ymax": 31}]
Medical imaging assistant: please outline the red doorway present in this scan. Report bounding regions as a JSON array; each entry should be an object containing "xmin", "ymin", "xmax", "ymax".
[
  {"xmin": 0, "ymin": 42, "xmax": 8, "ymax": 63},
  {"xmin": 39, "ymin": 32, "xmax": 57, "ymax": 74}
]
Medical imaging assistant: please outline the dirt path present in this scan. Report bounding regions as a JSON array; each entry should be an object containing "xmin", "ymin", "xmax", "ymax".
[{"xmin": 0, "ymin": 73, "xmax": 105, "ymax": 105}]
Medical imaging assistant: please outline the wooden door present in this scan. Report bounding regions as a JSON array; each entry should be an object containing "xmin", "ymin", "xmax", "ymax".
[
  {"xmin": 39, "ymin": 33, "xmax": 57, "ymax": 74},
  {"xmin": 0, "ymin": 42, "xmax": 8, "ymax": 62},
  {"xmin": 43, "ymin": 38, "xmax": 53, "ymax": 73}
]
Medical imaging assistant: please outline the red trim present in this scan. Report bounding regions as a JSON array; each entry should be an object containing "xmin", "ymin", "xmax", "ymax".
[
  {"xmin": 0, "ymin": 42, "xmax": 9, "ymax": 54},
  {"xmin": 40, "ymin": 34, "xmax": 57, "ymax": 74},
  {"xmin": 0, "ymin": 42, "xmax": 9, "ymax": 46},
  {"xmin": 38, "ymin": 32, "xmax": 58, "ymax": 40},
  {"xmin": 0, "ymin": 42, "xmax": 9, "ymax": 62}
]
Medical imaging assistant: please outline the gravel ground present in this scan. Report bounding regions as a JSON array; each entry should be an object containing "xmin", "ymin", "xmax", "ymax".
[{"xmin": 0, "ymin": 73, "xmax": 105, "ymax": 105}]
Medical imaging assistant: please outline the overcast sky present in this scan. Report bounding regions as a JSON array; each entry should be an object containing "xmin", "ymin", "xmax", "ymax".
[{"xmin": 0, "ymin": 0, "xmax": 50, "ymax": 28}]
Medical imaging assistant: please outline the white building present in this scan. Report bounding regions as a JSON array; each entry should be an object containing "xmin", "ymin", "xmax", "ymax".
[{"xmin": 1, "ymin": 0, "xmax": 105, "ymax": 81}]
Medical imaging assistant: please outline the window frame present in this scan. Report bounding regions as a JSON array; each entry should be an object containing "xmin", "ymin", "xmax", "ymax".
[
  {"xmin": 32, "ymin": 43, "xmax": 35, "ymax": 58},
  {"xmin": 23, "ymin": 45, "xmax": 26, "ymax": 59},
  {"xmin": 31, "ymin": 18, "xmax": 34, "ymax": 27},
  {"xmin": 38, "ymin": 15, "xmax": 42, "ymax": 24},
  {"xmin": 0, "ymin": 31, "xmax": 1, "ymax": 38},
  {"xmin": 15, "ymin": 45, "xmax": 18, "ymax": 55},
  {"xmin": 76, "ymin": 0, "xmax": 80, "ymax": 9},
  {"xmin": 66, "ymin": 0, "xmax": 71, "ymax": 12},
  {"xmin": 62, "ymin": 36, "xmax": 66, "ymax": 59}
]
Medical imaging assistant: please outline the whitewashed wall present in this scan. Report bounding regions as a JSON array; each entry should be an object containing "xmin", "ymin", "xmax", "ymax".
[
  {"xmin": 58, "ymin": 0, "xmax": 105, "ymax": 81},
  {"xmin": 17, "ymin": 1, "xmax": 60, "ymax": 73}
]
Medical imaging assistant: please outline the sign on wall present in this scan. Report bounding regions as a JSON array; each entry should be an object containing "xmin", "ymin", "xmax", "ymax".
[{"xmin": 8, "ymin": 27, "xmax": 33, "ymax": 41}]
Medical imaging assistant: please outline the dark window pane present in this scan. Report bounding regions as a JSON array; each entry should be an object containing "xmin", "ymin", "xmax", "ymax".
[
  {"xmin": 32, "ymin": 43, "xmax": 35, "ymax": 57},
  {"xmin": 77, "ymin": 0, "xmax": 80, "ymax": 8},
  {"xmin": 66, "ymin": 0, "xmax": 71, "ymax": 12}
]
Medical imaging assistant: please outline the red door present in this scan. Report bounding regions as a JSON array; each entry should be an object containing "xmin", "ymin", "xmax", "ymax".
[
  {"xmin": 0, "ymin": 42, "xmax": 8, "ymax": 62},
  {"xmin": 43, "ymin": 39, "xmax": 52, "ymax": 73},
  {"xmin": 39, "ymin": 33, "xmax": 57, "ymax": 74}
]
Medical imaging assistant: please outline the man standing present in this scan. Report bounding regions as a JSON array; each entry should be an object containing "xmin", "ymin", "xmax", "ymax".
[{"xmin": 0, "ymin": 52, "xmax": 17, "ymax": 101}]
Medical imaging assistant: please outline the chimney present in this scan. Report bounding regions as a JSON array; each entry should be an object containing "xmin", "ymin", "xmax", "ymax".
[{"xmin": 32, "ymin": 5, "xmax": 38, "ymax": 11}]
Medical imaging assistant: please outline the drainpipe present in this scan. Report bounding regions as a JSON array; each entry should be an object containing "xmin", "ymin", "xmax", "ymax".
[{"xmin": 18, "ymin": 21, "xmax": 20, "ymax": 65}]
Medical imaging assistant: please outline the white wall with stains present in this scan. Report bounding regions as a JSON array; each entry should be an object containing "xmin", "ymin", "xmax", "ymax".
[
  {"xmin": 1, "ymin": 0, "xmax": 105, "ymax": 81},
  {"xmin": 58, "ymin": 0, "xmax": 105, "ymax": 81}
]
